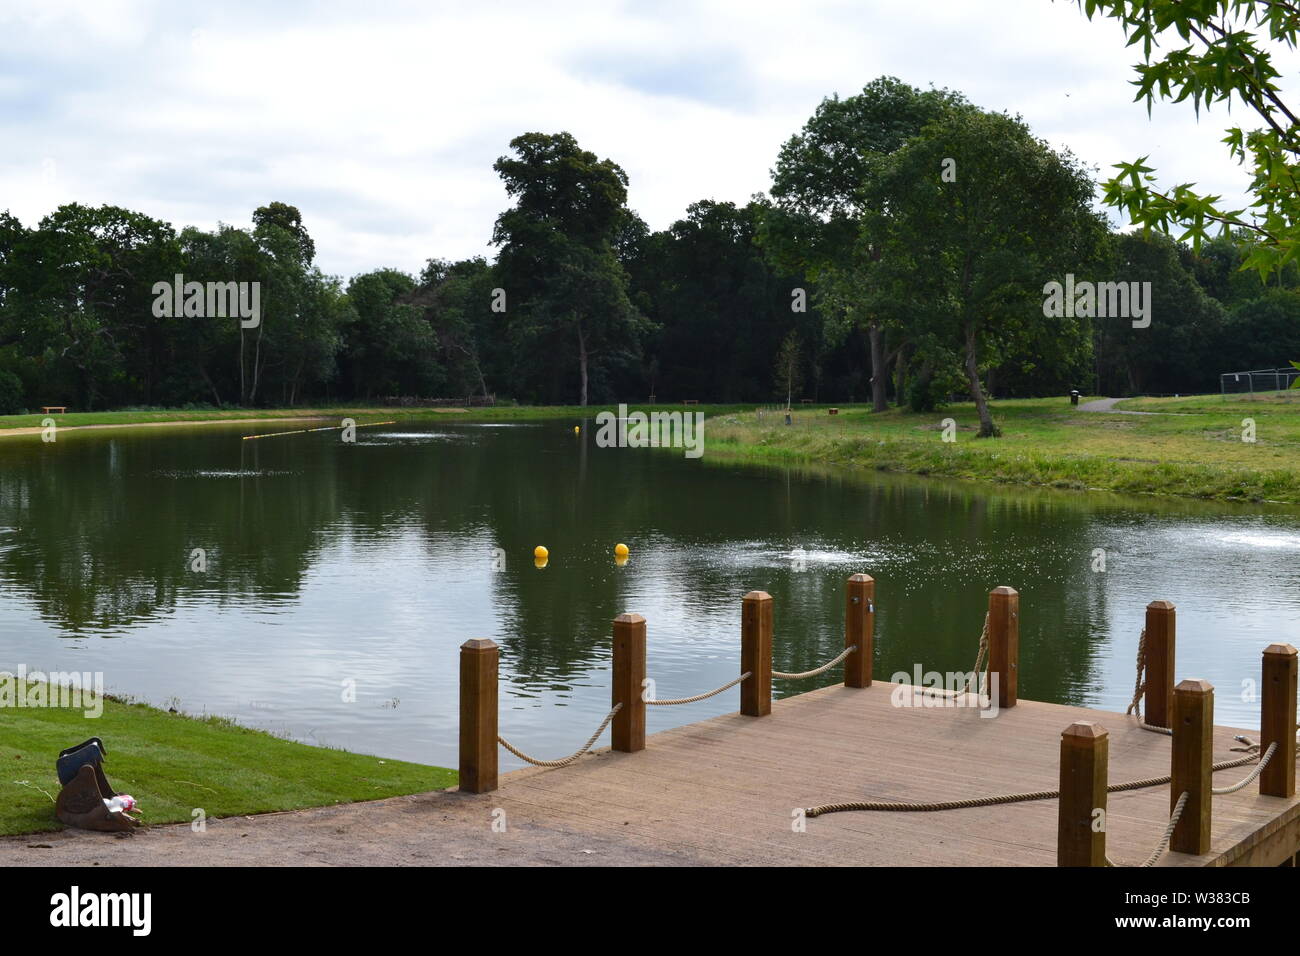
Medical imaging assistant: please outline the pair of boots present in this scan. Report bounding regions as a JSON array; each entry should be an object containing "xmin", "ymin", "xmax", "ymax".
[{"xmin": 54, "ymin": 738, "xmax": 141, "ymax": 832}]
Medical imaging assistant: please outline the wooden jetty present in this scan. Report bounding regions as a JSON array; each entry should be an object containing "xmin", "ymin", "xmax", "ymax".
[{"xmin": 458, "ymin": 578, "xmax": 1300, "ymax": 867}]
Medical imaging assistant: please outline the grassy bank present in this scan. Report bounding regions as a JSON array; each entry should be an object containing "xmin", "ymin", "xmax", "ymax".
[
  {"xmin": 0, "ymin": 402, "xmax": 749, "ymax": 434},
  {"xmin": 704, "ymin": 395, "xmax": 1300, "ymax": 504},
  {"xmin": 3, "ymin": 396, "xmax": 1298, "ymax": 503},
  {"xmin": 0, "ymin": 684, "xmax": 454, "ymax": 836}
]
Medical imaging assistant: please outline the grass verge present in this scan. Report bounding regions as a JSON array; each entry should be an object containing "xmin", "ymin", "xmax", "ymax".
[
  {"xmin": 0, "ymin": 684, "xmax": 454, "ymax": 836},
  {"xmin": 703, "ymin": 395, "xmax": 1300, "ymax": 504},
  {"xmin": 3, "ymin": 395, "xmax": 1298, "ymax": 503}
]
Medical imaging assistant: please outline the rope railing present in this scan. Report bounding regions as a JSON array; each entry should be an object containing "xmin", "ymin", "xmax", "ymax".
[
  {"xmin": 497, "ymin": 703, "xmax": 623, "ymax": 768},
  {"xmin": 461, "ymin": 581, "xmax": 1297, "ymax": 876},
  {"xmin": 952, "ymin": 613, "xmax": 990, "ymax": 698},
  {"xmin": 803, "ymin": 750, "xmax": 1260, "ymax": 817},
  {"xmin": 645, "ymin": 672, "xmax": 751, "ymax": 706},
  {"xmin": 1108, "ymin": 791, "xmax": 1189, "ymax": 868},
  {"xmin": 1125, "ymin": 626, "xmax": 1173, "ymax": 735},
  {"xmin": 772, "ymin": 645, "xmax": 856, "ymax": 680},
  {"xmin": 1213, "ymin": 742, "xmax": 1277, "ymax": 795}
]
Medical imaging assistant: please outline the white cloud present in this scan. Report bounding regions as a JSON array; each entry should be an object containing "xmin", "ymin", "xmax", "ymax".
[{"xmin": 0, "ymin": 0, "xmax": 1289, "ymax": 278}]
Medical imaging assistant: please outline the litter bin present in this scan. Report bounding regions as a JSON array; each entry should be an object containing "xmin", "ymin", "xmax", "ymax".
[{"xmin": 1070, "ymin": 389, "xmax": 1080, "ymax": 406}]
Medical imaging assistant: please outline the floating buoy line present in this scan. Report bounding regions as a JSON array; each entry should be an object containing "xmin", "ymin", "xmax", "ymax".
[{"xmin": 241, "ymin": 420, "xmax": 397, "ymax": 441}]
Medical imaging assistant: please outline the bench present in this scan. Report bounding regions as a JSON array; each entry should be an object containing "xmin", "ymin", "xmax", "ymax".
[{"xmin": 41, "ymin": 406, "xmax": 67, "ymax": 414}]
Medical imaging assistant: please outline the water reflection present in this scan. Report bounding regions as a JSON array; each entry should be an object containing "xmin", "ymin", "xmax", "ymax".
[{"xmin": 0, "ymin": 420, "xmax": 1297, "ymax": 769}]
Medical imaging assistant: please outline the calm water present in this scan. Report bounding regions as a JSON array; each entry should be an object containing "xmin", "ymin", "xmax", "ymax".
[{"xmin": 1, "ymin": 419, "xmax": 1298, "ymax": 769}]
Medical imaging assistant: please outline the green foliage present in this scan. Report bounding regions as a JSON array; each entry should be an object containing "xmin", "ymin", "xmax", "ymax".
[
  {"xmin": 765, "ymin": 77, "xmax": 968, "ymax": 411},
  {"xmin": 0, "ymin": 369, "xmax": 22, "ymax": 414},
  {"xmin": 1079, "ymin": 1, "xmax": 1300, "ymax": 279},
  {"xmin": 774, "ymin": 330, "xmax": 804, "ymax": 406},
  {"xmin": 1094, "ymin": 232, "xmax": 1226, "ymax": 394},
  {"xmin": 492, "ymin": 132, "xmax": 649, "ymax": 405},
  {"xmin": 863, "ymin": 106, "xmax": 1108, "ymax": 434}
]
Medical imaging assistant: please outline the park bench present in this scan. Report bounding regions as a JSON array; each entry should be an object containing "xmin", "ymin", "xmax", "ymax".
[{"xmin": 41, "ymin": 406, "xmax": 67, "ymax": 414}]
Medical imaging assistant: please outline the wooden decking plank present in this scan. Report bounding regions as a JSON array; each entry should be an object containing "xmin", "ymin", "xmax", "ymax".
[{"xmin": 485, "ymin": 681, "xmax": 1300, "ymax": 866}]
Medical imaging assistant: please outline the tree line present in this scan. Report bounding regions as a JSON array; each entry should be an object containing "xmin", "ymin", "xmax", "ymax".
[{"xmin": 1, "ymin": 77, "xmax": 1297, "ymax": 420}]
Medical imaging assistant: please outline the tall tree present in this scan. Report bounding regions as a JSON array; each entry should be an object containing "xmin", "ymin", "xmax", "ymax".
[
  {"xmin": 863, "ymin": 108, "xmax": 1108, "ymax": 435},
  {"xmin": 491, "ymin": 132, "xmax": 648, "ymax": 405},
  {"xmin": 766, "ymin": 77, "xmax": 967, "ymax": 411}
]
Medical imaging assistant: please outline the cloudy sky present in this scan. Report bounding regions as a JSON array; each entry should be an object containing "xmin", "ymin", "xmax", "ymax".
[{"xmin": 0, "ymin": 0, "xmax": 1286, "ymax": 279}]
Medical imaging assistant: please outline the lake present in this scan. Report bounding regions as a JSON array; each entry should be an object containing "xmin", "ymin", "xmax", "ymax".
[{"xmin": 1, "ymin": 418, "xmax": 1298, "ymax": 770}]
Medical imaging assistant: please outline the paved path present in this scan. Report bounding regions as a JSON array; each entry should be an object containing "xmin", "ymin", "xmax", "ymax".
[{"xmin": 1076, "ymin": 397, "xmax": 1157, "ymax": 414}]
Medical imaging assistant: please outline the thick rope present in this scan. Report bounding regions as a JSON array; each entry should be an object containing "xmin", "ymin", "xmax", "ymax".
[
  {"xmin": 773, "ymin": 646, "xmax": 857, "ymax": 680},
  {"xmin": 646, "ymin": 672, "xmax": 751, "ymax": 706},
  {"xmin": 953, "ymin": 613, "xmax": 990, "ymax": 698},
  {"xmin": 804, "ymin": 752, "xmax": 1259, "ymax": 817},
  {"xmin": 1124, "ymin": 626, "xmax": 1174, "ymax": 735},
  {"xmin": 1109, "ymin": 791, "xmax": 1189, "ymax": 868},
  {"xmin": 497, "ymin": 703, "xmax": 622, "ymax": 768},
  {"xmin": 1125, "ymin": 627, "xmax": 1147, "ymax": 718},
  {"xmin": 1213, "ymin": 742, "xmax": 1277, "ymax": 795}
]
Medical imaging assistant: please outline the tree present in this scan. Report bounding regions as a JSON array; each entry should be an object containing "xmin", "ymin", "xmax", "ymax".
[
  {"xmin": 1094, "ymin": 232, "xmax": 1225, "ymax": 395},
  {"xmin": 1078, "ymin": 1, "xmax": 1300, "ymax": 279},
  {"xmin": 491, "ymin": 132, "xmax": 649, "ymax": 405},
  {"xmin": 342, "ymin": 268, "xmax": 445, "ymax": 399},
  {"xmin": 628, "ymin": 200, "xmax": 815, "ymax": 401},
  {"xmin": 773, "ymin": 330, "xmax": 803, "ymax": 409},
  {"xmin": 765, "ymin": 77, "xmax": 967, "ymax": 411},
  {"xmin": 863, "ymin": 108, "xmax": 1108, "ymax": 436},
  {"xmin": 412, "ymin": 257, "xmax": 500, "ymax": 400},
  {"xmin": 16, "ymin": 204, "xmax": 179, "ymax": 408}
]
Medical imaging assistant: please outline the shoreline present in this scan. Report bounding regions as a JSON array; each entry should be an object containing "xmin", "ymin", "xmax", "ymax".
[{"xmin": 3, "ymin": 398, "xmax": 1298, "ymax": 506}]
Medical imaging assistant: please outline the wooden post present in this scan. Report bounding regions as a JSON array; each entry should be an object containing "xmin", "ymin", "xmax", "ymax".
[
  {"xmin": 459, "ymin": 638, "xmax": 498, "ymax": 794},
  {"xmin": 612, "ymin": 613, "xmax": 647, "ymax": 753},
  {"xmin": 741, "ymin": 591, "xmax": 773, "ymax": 716},
  {"xmin": 1144, "ymin": 601, "xmax": 1176, "ymax": 728},
  {"xmin": 1170, "ymin": 678, "xmax": 1214, "ymax": 855},
  {"xmin": 987, "ymin": 586, "xmax": 1019, "ymax": 709},
  {"xmin": 1057, "ymin": 721, "xmax": 1109, "ymax": 867},
  {"xmin": 844, "ymin": 574, "xmax": 874, "ymax": 688},
  {"xmin": 1260, "ymin": 644, "xmax": 1297, "ymax": 798}
]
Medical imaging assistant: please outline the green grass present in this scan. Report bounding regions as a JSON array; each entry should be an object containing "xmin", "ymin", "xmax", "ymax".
[
  {"xmin": 4, "ymin": 395, "xmax": 1298, "ymax": 503},
  {"xmin": 0, "ymin": 402, "xmax": 750, "ymax": 433},
  {"xmin": 0, "ymin": 684, "xmax": 455, "ymax": 836},
  {"xmin": 704, "ymin": 395, "xmax": 1300, "ymax": 504}
]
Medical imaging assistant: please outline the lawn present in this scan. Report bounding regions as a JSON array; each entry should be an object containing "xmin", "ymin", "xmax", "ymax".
[
  {"xmin": 0, "ymin": 684, "xmax": 455, "ymax": 836},
  {"xmin": 0, "ymin": 402, "xmax": 748, "ymax": 433},
  {"xmin": 3, "ymin": 395, "xmax": 1298, "ymax": 503},
  {"xmin": 703, "ymin": 395, "xmax": 1300, "ymax": 504}
]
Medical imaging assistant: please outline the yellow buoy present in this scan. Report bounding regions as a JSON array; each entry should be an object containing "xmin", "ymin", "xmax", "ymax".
[
  {"xmin": 614, "ymin": 543, "xmax": 629, "ymax": 558},
  {"xmin": 574, "ymin": 425, "xmax": 580, "ymax": 434},
  {"xmin": 534, "ymin": 545, "xmax": 549, "ymax": 560}
]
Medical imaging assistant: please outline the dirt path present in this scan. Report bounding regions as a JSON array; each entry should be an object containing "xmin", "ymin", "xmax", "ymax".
[{"xmin": 0, "ymin": 785, "xmax": 707, "ymax": 867}]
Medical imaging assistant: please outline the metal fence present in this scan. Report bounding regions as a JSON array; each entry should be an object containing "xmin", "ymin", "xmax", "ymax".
[{"xmin": 1219, "ymin": 367, "xmax": 1300, "ymax": 400}]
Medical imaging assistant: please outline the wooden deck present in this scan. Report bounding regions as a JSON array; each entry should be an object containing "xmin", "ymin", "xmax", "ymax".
[{"xmin": 489, "ymin": 682, "xmax": 1300, "ymax": 866}]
